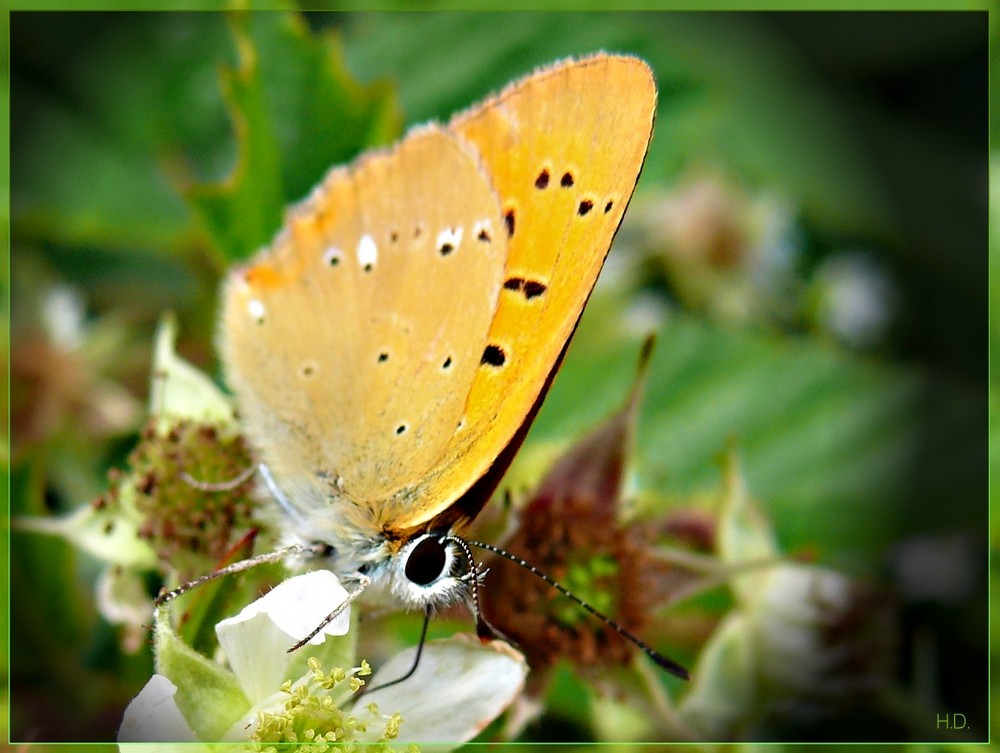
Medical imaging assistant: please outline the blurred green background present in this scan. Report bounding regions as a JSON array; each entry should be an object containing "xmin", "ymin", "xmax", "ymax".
[{"xmin": 5, "ymin": 6, "xmax": 989, "ymax": 748}]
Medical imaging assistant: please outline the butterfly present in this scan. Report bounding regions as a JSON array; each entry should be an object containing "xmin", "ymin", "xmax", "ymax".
[{"xmin": 194, "ymin": 53, "xmax": 658, "ymax": 653}]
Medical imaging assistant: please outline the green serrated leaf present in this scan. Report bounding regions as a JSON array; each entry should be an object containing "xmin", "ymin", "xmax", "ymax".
[{"xmin": 187, "ymin": 11, "xmax": 401, "ymax": 263}]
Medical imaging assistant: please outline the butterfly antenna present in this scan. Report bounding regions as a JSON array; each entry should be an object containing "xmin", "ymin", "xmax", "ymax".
[
  {"xmin": 361, "ymin": 609, "xmax": 432, "ymax": 696},
  {"xmin": 446, "ymin": 535, "xmax": 508, "ymax": 643},
  {"xmin": 469, "ymin": 539, "xmax": 689, "ymax": 680},
  {"xmin": 258, "ymin": 463, "xmax": 307, "ymax": 521}
]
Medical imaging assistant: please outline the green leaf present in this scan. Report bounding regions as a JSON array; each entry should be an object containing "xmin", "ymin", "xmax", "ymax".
[
  {"xmin": 187, "ymin": 12, "xmax": 401, "ymax": 263},
  {"xmin": 11, "ymin": 13, "xmax": 234, "ymax": 253},
  {"xmin": 173, "ymin": 542, "xmax": 275, "ymax": 660}
]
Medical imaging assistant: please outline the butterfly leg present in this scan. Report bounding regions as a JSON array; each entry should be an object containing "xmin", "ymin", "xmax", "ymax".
[
  {"xmin": 154, "ymin": 542, "xmax": 327, "ymax": 606},
  {"xmin": 285, "ymin": 572, "xmax": 371, "ymax": 652}
]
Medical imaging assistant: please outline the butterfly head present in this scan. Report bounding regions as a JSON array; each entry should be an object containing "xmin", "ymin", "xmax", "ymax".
[{"xmin": 374, "ymin": 530, "xmax": 476, "ymax": 612}]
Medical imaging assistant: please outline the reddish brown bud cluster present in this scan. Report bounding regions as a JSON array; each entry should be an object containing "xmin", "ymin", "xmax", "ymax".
[{"xmin": 97, "ymin": 419, "xmax": 258, "ymax": 580}]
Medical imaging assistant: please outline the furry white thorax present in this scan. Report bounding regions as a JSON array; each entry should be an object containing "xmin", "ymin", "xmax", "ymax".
[{"xmin": 258, "ymin": 465, "xmax": 472, "ymax": 613}]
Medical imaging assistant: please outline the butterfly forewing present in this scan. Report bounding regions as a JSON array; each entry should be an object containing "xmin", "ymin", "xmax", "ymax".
[{"xmin": 389, "ymin": 54, "xmax": 657, "ymax": 533}]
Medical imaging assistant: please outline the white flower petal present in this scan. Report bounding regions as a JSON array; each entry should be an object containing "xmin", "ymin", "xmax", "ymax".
[
  {"xmin": 221, "ymin": 569, "xmax": 352, "ymax": 642},
  {"xmin": 215, "ymin": 571, "xmax": 351, "ymax": 703},
  {"xmin": 215, "ymin": 611, "xmax": 296, "ymax": 706},
  {"xmin": 355, "ymin": 634, "xmax": 527, "ymax": 746},
  {"xmin": 118, "ymin": 674, "xmax": 198, "ymax": 742}
]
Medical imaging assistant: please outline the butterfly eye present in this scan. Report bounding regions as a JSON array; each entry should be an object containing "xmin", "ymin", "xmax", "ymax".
[{"xmin": 403, "ymin": 535, "xmax": 449, "ymax": 587}]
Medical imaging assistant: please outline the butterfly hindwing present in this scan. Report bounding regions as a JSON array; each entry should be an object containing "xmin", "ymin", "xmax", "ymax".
[{"xmin": 221, "ymin": 126, "xmax": 507, "ymax": 528}]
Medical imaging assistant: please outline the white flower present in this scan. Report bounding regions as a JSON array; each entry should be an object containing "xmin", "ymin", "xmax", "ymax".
[
  {"xmin": 750, "ymin": 564, "xmax": 854, "ymax": 692},
  {"xmin": 626, "ymin": 174, "xmax": 799, "ymax": 325},
  {"xmin": 42, "ymin": 284, "xmax": 87, "ymax": 350},
  {"xmin": 678, "ymin": 451, "xmax": 879, "ymax": 739},
  {"xmin": 120, "ymin": 571, "xmax": 527, "ymax": 749},
  {"xmin": 810, "ymin": 251, "xmax": 897, "ymax": 349}
]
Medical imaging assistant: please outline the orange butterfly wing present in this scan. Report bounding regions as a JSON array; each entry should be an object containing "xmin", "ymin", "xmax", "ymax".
[{"xmin": 386, "ymin": 54, "xmax": 657, "ymax": 534}]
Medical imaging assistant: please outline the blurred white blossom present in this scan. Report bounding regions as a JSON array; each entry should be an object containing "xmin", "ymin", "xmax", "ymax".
[{"xmin": 809, "ymin": 251, "xmax": 897, "ymax": 348}]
